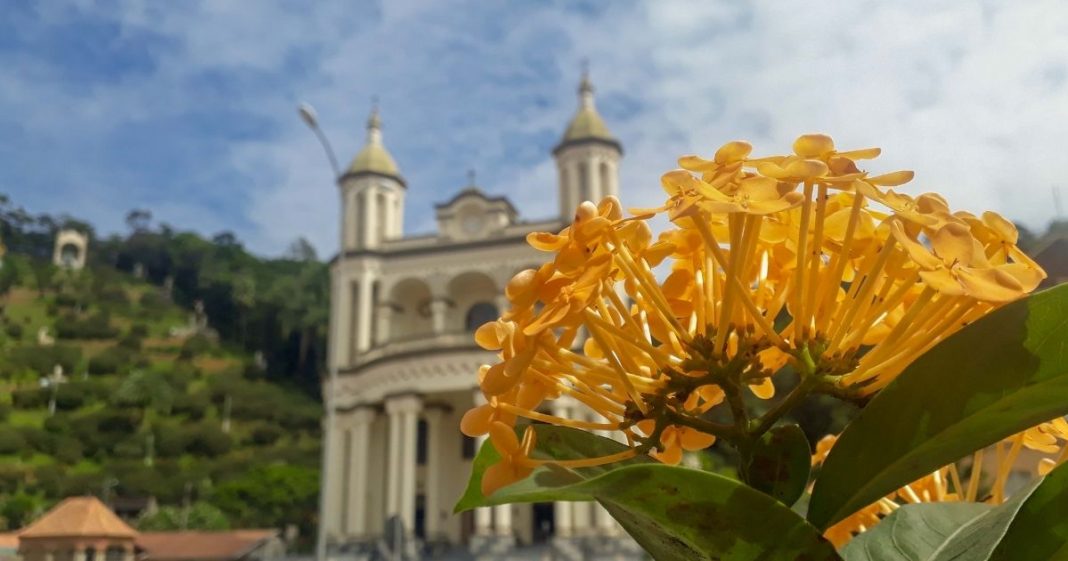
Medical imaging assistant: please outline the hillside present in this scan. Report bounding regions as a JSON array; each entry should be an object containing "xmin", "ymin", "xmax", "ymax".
[{"xmin": 0, "ymin": 254, "xmax": 321, "ymax": 544}]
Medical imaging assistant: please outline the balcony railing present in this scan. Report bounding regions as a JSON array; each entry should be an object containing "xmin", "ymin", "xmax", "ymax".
[{"xmin": 347, "ymin": 330, "xmax": 483, "ymax": 370}]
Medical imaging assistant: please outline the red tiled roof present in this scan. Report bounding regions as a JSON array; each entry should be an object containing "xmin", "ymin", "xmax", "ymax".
[
  {"xmin": 136, "ymin": 530, "xmax": 278, "ymax": 561},
  {"xmin": 0, "ymin": 532, "xmax": 19, "ymax": 550},
  {"xmin": 20, "ymin": 497, "xmax": 137, "ymax": 539}
]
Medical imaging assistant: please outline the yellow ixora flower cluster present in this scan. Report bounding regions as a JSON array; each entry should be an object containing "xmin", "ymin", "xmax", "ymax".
[{"xmin": 460, "ymin": 133, "xmax": 1047, "ymax": 497}]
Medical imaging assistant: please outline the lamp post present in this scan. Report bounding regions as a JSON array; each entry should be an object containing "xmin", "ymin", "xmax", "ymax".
[{"xmin": 299, "ymin": 101, "xmax": 342, "ymax": 561}]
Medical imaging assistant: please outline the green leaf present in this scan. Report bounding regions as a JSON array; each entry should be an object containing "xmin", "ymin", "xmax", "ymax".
[
  {"xmin": 453, "ymin": 424, "xmax": 651, "ymax": 513},
  {"xmin": 926, "ymin": 461, "xmax": 1068, "ymax": 561},
  {"xmin": 456, "ymin": 425, "xmax": 841, "ymax": 561},
  {"xmin": 744, "ymin": 423, "xmax": 811, "ymax": 506},
  {"xmin": 808, "ymin": 284, "xmax": 1068, "ymax": 529},
  {"xmin": 840, "ymin": 502, "xmax": 991, "ymax": 561}
]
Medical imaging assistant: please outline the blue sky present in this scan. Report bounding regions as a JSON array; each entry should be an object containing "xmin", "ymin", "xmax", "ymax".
[{"xmin": 3, "ymin": 1, "xmax": 1068, "ymax": 256}]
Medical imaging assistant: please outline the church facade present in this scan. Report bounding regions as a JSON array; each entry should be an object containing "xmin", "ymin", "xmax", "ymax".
[{"xmin": 322, "ymin": 75, "xmax": 638, "ymax": 559}]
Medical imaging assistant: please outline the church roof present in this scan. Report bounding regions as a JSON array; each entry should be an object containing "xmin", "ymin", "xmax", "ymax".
[
  {"xmin": 137, "ymin": 530, "xmax": 278, "ymax": 561},
  {"xmin": 346, "ymin": 106, "xmax": 402, "ymax": 180},
  {"xmin": 556, "ymin": 73, "xmax": 620, "ymax": 154},
  {"xmin": 19, "ymin": 497, "xmax": 137, "ymax": 540}
]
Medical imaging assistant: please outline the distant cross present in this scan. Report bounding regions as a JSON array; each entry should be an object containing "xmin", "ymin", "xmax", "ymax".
[
  {"xmin": 580, "ymin": 57, "xmax": 590, "ymax": 78},
  {"xmin": 467, "ymin": 168, "xmax": 477, "ymax": 186}
]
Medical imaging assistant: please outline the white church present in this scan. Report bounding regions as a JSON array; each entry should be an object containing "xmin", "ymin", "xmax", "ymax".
[{"xmin": 322, "ymin": 74, "xmax": 640, "ymax": 560}]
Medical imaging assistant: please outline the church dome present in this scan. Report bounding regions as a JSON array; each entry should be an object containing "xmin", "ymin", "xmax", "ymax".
[
  {"xmin": 346, "ymin": 106, "xmax": 402, "ymax": 179},
  {"xmin": 555, "ymin": 72, "xmax": 621, "ymax": 154}
]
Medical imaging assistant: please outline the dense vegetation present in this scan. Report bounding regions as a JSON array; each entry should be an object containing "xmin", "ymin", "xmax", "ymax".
[{"xmin": 0, "ymin": 195, "xmax": 329, "ymax": 548}]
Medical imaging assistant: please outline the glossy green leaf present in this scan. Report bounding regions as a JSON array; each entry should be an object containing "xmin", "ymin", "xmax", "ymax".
[
  {"xmin": 927, "ymin": 461, "xmax": 1068, "ymax": 561},
  {"xmin": 456, "ymin": 425, "xmax": 841, "ymax": 561},
  {"xmin": 809, "ymin": 284, "xmax": 1068, "ymax": 529},
  {"xmin": 744, "ymin": 423, "xmax": 811, "ymax": 506},
  {"xmin": 840, "ymin": 502, "xmax": 991, "ymax": 560},
  {"xmin": 988, "ymin": 460, "xmax": 1068, "ymax": 559},
  {"xmin": 454, "ymin": 424, "xmax": 651, "ymax": 514}
]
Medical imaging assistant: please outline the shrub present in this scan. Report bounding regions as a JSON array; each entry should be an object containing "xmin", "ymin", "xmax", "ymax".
[
  {"xmin": 54, "ymin": 292, "xmax": 79, "ymax": 308},
  {"xmin": 17, "ymin": 426, "xmax": 56, "ymax": 455},
  {"xmin": 112, "ymin": 437, "xmax": 145, "ymax": 459},
  {"xmin": 178, "ymin": 334, "xmax": 214, "ymax": 359},
  {"xmin": 87, "ymin": 346, "xmax": 132, "ymax": 375},
  {"xmin": 171, "ymin": 390, "xmax": 209, "ymax": 420},
  {"xmin": 95, "ymin": 286, "xmax": 128, "ymax": 306},
  {"xmin": 6, "ymin": 344, "xmax": 82, "ymax": 376},
  {"xmin": 128, "ymin": 323, "xmax": 150, "ymax": 338},
  {"xmin": 117, "ymin": 333, "xmax": 143, "ymax": 350},
  {"xmin": 0, "ymin": 404, "xmax": 10, "ymax": 423},
  {"xmin": 4, "ymin": 323, "xmax": 23, "ymax": 340},
  {"xmin": 11, "ymin": 387, "xmax": 47, "ymax": 409},
  {"xmin": 0, "ymin": 427, "xmax": 27, "ymax": 455},
  {"xmin": 186, "ymin": 423, "xmax": 232, "ymax": 457},
  {"xmin": 154, "ymin": 424, "xmax": 189, "ymax": 458},
  {"xmin": 55, "ymin": 310, "xmax": 119, "ymax": 340},
  {"xmin": 138, "ymin": 291, "xmax": 169, "ymax": 312},
  {"xmin": 250, "ymin": 423, "xmax": 283, "ymax": 446},
  {"xmin": 43, "ymin": 413, "xmax": 72, "ymax": 434},
  {"xmin": 52, "ymin": 436, "xmax": 83, "ymax": 464},
  {"xmin": 53, "ymin": 384, "xmax": 86, "ymax": 410}
]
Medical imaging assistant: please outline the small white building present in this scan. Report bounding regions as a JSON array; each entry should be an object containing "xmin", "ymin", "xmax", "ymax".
[{"xmin": 323, "ymin": 74, "xmax": 638, "ymax": 560}]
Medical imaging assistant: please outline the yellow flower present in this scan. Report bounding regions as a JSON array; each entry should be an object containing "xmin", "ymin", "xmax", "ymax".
[
  {"xmin": 891, "ymin": 221, "xmax": 1028, "ymax": 302},
  {"xmin": 636, "ymin": 420, "xmax": 717, "ymax": 465},
  {"xmin": 463, "ymin": 133, "xmax": 1046, "ymax": 495},
  {"xmin": 481, "ymin": 422, "xmax": 537, "ymax": 496}
]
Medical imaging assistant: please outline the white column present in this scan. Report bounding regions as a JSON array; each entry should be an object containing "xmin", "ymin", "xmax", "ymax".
[
  {"xmin": 400, "ymin": 406, "xmax": 419, "ymax": 536},
  {"xmin": 586, "ymin": 155, "xmax": 601, "ymax": 202},
  {"xmin": 429, "ymin": 299, "xmax": 449, "ymax": 334},
  {"xmin": 386, "ymin": 395, "xmax": 422, "ymax": 536},
  {"xmin": 329, "ymin": 273, "xmax": 352, "ymax": 368},
  {"xmin": 572, "ymin": 493, "xmax": 592, "ymax": 536},
  {"xmin": 474, "ymin": 434, "xmax": 493, "ymax": 535},
  {"xmin": 551, "ymin": 400, "xmax": 574, "ymax": 537},
  {"xmin": 362, "ymin": 187, "xmax": 377, "ymax": 249},
  {"xmin": 374, "ymin": 302, "xmax": 392, "ymax": 346},
  {"xmin": 346, "ymin": 407, "xmax": 375, "ymax": 538},
  {"xmin": 471, "ymin": 391, "xmax": 494, "ymax": 535},
  {"xmin": 567, "ymin": 160, "xmax": 581, "ymax": 217},
  {"xmin": 606, "ymin": 160, "xmax": 619, "ymax": 199},
  {"xmin": 593, "ymin": 413, "xmax": 618, "ymax": 536},
  {"xmin": 344, "ymin": 188, "xmax": 358, "ymax": 250},
  {"xmin": 495, "ymin": 293, "xmax": 509, "ymax": 316},
  {"xmin": 494, "ymin": 504, "xmax": 513, "ymax": 537},
  {"xmin": 386, "ymin": 405, "xmax": 402, "ymax": 517},
  {"xmin": 356, "ymin": 272, "xmax": 374, "ymax": 352},
  {"xmin": 323, "ymin": 416, "xmax": 346, "ymax": 539},
  {"xmin": 424, "ymin": 407, "xmax": 444, "ymax": 540},
  {"xmin": 394, "ymin": 191, "xmax": 405, "ymax": 236}
]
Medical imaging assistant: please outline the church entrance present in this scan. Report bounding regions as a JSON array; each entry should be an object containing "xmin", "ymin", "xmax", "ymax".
[{"xmin": 531, "ymin": 502, "xmax": 555, "ymax": 543}]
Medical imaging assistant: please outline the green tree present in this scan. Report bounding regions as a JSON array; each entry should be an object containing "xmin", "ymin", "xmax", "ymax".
[
  {"xmin": 114, "ymin": 370, "xmax": 176, "ymax": 414},
  {"xmin": 138, "ymin": 502, "xmax": 230, "ymax": 531},
  {"xmin": 0, "ymin": 491, "xmax": 46, "ymax": 530},
  {"xmin": 211, "ymin": 464, "xmax": 318, "ymax": 532}
]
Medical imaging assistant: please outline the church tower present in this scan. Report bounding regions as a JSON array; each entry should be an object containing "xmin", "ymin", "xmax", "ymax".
[
  {"xmin": 339, "ymin": 105, "xmax": 405, "ymax": 251},
  {"xmin": 553, "ymin": 71, "xmax": 622, "ymax": 220}
]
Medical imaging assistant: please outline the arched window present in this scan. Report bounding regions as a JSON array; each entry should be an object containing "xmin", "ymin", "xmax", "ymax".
[{"xmin": 465, "ymin": 302, "xmax": 498, "ymax": 332}]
